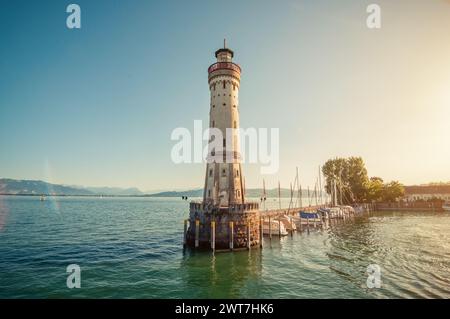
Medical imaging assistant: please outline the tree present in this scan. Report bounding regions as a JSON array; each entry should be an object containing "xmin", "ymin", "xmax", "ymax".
[
  {"xmin": 322, "ymin": 157, "xmax": 369, "ymax": 204},
  {"xmin": 381, "ymin": 181, "xmax": 405, "ymax": 202},
  {"xmin": 366, "ymin": 177, "xmax": 384, "ymax": 202}
]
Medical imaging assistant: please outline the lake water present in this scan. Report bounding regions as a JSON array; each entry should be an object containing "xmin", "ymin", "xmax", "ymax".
[{"xmin": 0, "ymin": 196, "xmax": 449, "ymax": 298}]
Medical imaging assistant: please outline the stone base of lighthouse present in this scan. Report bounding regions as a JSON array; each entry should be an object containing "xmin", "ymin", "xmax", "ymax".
[{"xmin": 186, "ymin": 202, "xmax": 260, "ymax": 250}]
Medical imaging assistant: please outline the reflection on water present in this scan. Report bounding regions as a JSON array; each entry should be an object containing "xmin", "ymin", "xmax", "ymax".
[
  {"xmin": 180, "ymin": 249, "xmax": 263, "ymax": 298},
  {"xmin": 0, "ymin": 196, "xmax": 449, "ymax": 298}
]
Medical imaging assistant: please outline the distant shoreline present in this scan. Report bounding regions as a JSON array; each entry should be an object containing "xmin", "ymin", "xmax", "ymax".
[
  {"xmin": 0, "ymin": 193, "xmax": 306, "ymax": 199},
  {"xmin": 0, "ymin": 193, "xmax": 176, "ymax": 198}
]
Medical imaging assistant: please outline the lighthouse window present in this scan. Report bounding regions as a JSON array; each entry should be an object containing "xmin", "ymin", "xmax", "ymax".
[
  {"xmin": 212, "ymin": 120, "xmax": 215, "ymax": 127},
  {"xmin": 208, "ymin": 190, "xmax": 211, "ymax": 197},
  {"xmin": 223, "ymin": 81, "xmax": 226, "ymax": 89},
  {"xmin": 237, "ymin": 190, "xmax": 240, "ymax": 197},
  {"xmin": 223, "ymin": 138, "xmax": 226, "ymax": 147},
  {"xmin": 223, "ymin": 103, "xmax": 226, "ymax": 106},
  {"xmin": 233, "ymin": 84, "xmax": 236, "ymax": 91},
  {"xmin": 213, "ymin": 84, "xmax": 216, "ymax": 91},
  {"xmin": 212, "ymin": 104, "xmax": 215, "ymax": 108},
  {"xmin": 209, "ymin": 169, "xmax": 212, "ymax": 177},
  {"xmin": 222, "ymin": 169, "xmax": 226, "ymax": 176},
  {"xmin": 236, "ymin": 169, "xmax": 239, "ymax": 177},
  {"xmin": 233, "ymin": 104, "xmax": 236, "ymax": 108},
  {"xmin": 233, "ymin": 121, "xmax": 236, "ymax": 128}
]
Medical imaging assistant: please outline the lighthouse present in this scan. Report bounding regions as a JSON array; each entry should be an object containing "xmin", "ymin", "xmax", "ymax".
[
  {"xmin": 186, "ymin": 42, "xmax": 260, "ymax": 250},
  {"xmin": 204, "ymin": 40, "xmax": 245, "ymax": 207}
]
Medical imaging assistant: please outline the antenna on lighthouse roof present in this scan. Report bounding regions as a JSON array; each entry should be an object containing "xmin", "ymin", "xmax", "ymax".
[{"xmin": 224, "ymin": 38, "xmax": 226, "ymax": 48}]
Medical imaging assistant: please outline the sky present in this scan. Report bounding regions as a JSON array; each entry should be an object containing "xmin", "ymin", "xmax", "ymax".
[{"xmin": 1, "ymin": 0, "xmax": 450, "ymax": 192}]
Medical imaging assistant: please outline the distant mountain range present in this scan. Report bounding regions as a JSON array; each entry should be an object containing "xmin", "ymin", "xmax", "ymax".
[
  {"xmin": 0, "ymin": 179, "xmax": 143, "ymax": 196},
  {"xmin": 0, "ymin": 178, "xmax": 326, "ymax": 198},
  {"xmin": 0, "ymin": 179, "xmax": 95, "ymax": 196}
]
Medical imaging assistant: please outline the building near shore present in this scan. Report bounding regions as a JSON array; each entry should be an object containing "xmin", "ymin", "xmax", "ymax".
[{"xmin": 403, "ymin": 185, "xmax": 450, "ymax": 201}]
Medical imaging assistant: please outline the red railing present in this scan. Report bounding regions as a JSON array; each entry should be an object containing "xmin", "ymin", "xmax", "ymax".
[{"xmin": 208, "ymin": 62, "xmax": 241, "ymax": 74}]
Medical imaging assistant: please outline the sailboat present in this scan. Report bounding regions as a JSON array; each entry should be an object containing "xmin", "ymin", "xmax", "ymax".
[{"xmin": 263, "ymin": 219, "xmax": 288, "ymax": 236}]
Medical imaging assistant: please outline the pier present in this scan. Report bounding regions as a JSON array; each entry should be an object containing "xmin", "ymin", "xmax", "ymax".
[{"xmin": 184, "ymin": 203, "xmax": 374, "ymax": 252}]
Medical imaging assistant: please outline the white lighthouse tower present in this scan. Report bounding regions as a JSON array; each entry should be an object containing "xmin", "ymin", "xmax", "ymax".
[
  {"xmin": 187, "ymin": 42, "xmax": 260, "ymax": 250},
  {"xmin": 204, "ymin": 39, "xmax": 244, "ymax": 207}
]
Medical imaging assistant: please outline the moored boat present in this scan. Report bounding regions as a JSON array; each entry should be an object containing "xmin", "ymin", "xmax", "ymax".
[
  {"xmin": 443, "ymin": 201, "xmax": 450, "ymax": 212},
  {"xmin": 276, "ymin": 215, "xmax": 297, "ymax": 232},
  {"xmin": 291, "ymin": 211, "xmax": 322, "ymax": 227},
  {"xmin": 263, "ymin": 219, "xmax": 288, "ymax": 236}
]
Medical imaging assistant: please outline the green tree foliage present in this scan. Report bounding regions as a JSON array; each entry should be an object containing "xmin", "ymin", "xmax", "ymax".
[
  {"xmin": 366, "ymin": 177, "xmax": 384, "ymax": 202},
  {"xmin": 322, "ymin": 157, "xmax": 405, "ymax": 204},
  {"xmin": 381, "ymin": 181, "xmax": 405, "ymax": 202},
  {"xmin": 322, "ymin": 157, "xmax": 369, "ymax": 204}
]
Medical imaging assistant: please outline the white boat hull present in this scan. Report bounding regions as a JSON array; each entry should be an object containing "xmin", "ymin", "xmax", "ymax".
[{"xmin": 263, "ymin": 220, "xmax": 288, "ymax": 236}]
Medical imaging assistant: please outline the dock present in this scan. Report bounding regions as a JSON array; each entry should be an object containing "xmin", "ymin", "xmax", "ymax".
[{"xmin": 183, "ymin": 204, "xmax": 374, "ymax": 252}]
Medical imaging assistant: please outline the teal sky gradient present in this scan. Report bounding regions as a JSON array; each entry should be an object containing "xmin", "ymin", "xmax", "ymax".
[{"xmin": 1, "ymin": 0, "xmax": 450, "ymax": 191}]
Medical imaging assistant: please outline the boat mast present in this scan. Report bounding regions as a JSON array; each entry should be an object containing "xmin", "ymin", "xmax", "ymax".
[
  {"xmin": 307, "ymin": 186, "xmax": 311, "ymax": 206},
  {"xmin": 262, "ymin": 178, "xmax": 266, "ymax": 211},
  {"xmin": 296, "ymin": 167, "xmax": 302, "ymax": 208},
  {"xmin": 318, "ymin": 165, "xmax": 323, "ymax": 206},
  {"xmin": 278, "ymin": 181, "xmax": 281, "ymax": 210},
  {"xmin": 288, "ymin": 182, "xmax": 293, "ymax": 213}
]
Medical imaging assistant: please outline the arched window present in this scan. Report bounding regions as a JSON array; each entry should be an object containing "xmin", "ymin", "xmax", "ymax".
[
  {"xmin": 223, "ymin": 81, "xmax": 226, "ymax": 89},
  {"xmin": 209, "ymin": 169, "xmax": 212, "ymax": 177}
]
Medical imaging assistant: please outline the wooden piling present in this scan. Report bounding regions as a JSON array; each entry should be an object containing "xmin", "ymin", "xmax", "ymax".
[
  {"xmin": 211, "ymin": 220, "xmax": 216, "ymax": 252},
  {"xmin": 195, "ymin": 219, "xmax": 200, "ymax": 248},
  {"xmin": 259, "ymin": 217, "xmax": 263, "ymax": 248},
  {"xmin": 183, "ymin": 219, "xmax": 188, "ymax": 247},
  {"xmin": 229, "ymin": 221, "xmax": 234, "ymax": 251},
  {"xmin": 247, "ymin": 223, "xmax": 251, "ymax": 250},
  {"xmin": 278, "ymin": 215, "xmax": 281, "ymax": 237},
  {"xmin": 307, "ymin": 217, "xmax": 310, "ymax": 233},
  {"xmin": 290, "ymin": 216, "xmax": 294, "ymax": 237},
  {"xmin": 269, "ymin": 216, "xmax": 272, "ymax": 240}
]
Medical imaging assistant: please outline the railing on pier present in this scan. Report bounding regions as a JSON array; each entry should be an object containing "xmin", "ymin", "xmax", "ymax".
[{"xmin": 190, "ymin": 201, "xmax": 260, "ymax": 213}]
